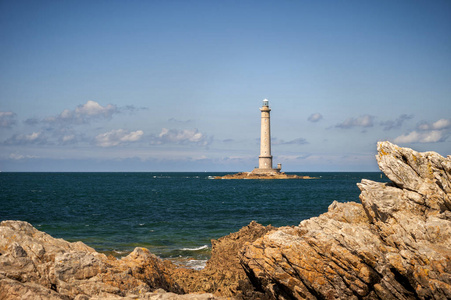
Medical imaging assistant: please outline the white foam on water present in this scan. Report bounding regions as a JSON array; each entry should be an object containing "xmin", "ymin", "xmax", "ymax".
[
  {"xmin": 184, "ymin": 259, "xmax": 208, "ymax": 270},
  {"xmin": 180, "ymin": 245, "xmax": 209, "ymax": 251},
  {"xmin": 169, "ymin": 257, "xmax": 208, "ymax": 270}
]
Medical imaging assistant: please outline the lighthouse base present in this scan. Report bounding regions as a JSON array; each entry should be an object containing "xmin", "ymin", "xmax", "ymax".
[
  {"xmin": 214, "ymin": 170, "xmax": 316, "ymax": 180},
  {"xmin": 249, "ymin": 168, "xmax": 281, "ymax": 175}
]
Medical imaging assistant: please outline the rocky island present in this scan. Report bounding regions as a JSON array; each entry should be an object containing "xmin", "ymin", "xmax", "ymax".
[
  {"xmin": 1, "ymin": 141, "xmax": 450, "ymax": 299},
  {"xmin": 214, "ymin": 172, "xmax": 316, "ymax": 180}
]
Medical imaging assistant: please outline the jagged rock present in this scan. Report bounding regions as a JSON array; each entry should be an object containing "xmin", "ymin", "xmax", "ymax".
[
  {"xmin": 0, "ymin": 221, "xmax": 212, "ymax": 299},
  {"xmin": 240, "ymin": 141, "xmax": 451, "ymax": 299},
  {"xmin": 0, "ymin": 218, "xmax": 270, "ymax": 299},
  {"xmin": 168, "ymin": 221, "xmax": 275, "ymax": 298}
]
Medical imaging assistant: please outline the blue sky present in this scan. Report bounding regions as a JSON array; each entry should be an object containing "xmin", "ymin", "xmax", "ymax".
[{"xmin": 1, "ymin": 0, "xmax": 450, "ymax": 172}]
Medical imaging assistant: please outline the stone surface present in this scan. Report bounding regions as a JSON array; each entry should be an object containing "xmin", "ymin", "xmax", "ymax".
[
  {"xmin": 240, "ymin": 141, "xmax": 451, "ymax": 299},
  {"xmin": 0, "ymin": 219, "xmax": 272, "ymax": 299},
  {"xmin": 215, "ymin": 172, "xmax": 316, "ymax": 180},
  {"xmin": 0, "ymin": 221, "xmax": 217, "ymax": 299},
  {"xmin": 168, "ymin": 221, "xmax": 275, "ymax": 298}
]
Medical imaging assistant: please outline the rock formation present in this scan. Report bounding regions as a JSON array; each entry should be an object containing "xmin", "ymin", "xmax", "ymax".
[
  {"xmin": 240, "ymin": 141, "xmax": 451, "ymax": 299},
  {"xmin": 215, "ymin": 172, "xmax": 315, "ymax": 180},
  {"xmin": 1, "ymin": 141, "xmax": 450, "ymax": 299},
  {"xmin": 0, "ymin": 219, "xmax": 273, "ymax": 299},
  {"xmin": 0, "ymin": 220, "xmax": 209, "ymax": 299},
  {"xmin": 168, "ymin": 221, "xmax": 275, "ymax": 298}
]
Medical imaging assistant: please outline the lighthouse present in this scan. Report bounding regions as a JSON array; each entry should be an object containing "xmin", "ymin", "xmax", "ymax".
[
  {"xmin": 251, "ymin": 99, "xmax": 281, "ymax": 175},
  {"xmin": 215, "ymin": 98, "xmax": 312, "ymax": 179},
  {"xmin": 259, "ymin": 99, "xmax": 273, "ymax": 169}
]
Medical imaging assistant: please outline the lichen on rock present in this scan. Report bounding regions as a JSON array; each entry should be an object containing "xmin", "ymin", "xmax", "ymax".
[{"xmin": 240, "ymin": 141, "xmax": 451, "ymax": 299}]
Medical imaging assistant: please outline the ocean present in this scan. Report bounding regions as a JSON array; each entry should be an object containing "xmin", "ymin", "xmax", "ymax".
[{"xmin": 0, "ymin": 172, "xmax": 388, "ymax": 269}]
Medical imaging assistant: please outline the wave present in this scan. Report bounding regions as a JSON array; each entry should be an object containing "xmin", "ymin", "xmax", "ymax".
[
  {"xmin": 180, "ymin": 245, "xmax": 209, "ymax": 251},
  {"xmin": 184, "ymin": 259, "xmax": 208, "ymax": 270}
]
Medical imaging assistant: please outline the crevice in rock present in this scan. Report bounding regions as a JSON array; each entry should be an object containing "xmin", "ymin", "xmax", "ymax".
[
  {"xmin": 239, "ymin": 260, "xmax": 267, "ymax": 295},
  {"xmin": 389, "ymin": 267, "xmax": 417, "ymax": 298},
  {"xmin": 401, "ymin": 154, "xmax": 409, "ymax": 165},
  {"xmin": 50, "ymin": 283, "xmax": 57, "ymax": 292}
]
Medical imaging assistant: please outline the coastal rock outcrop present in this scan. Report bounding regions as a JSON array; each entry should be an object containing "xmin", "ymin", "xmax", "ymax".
[
  {"xmin": 240, "ymin": 141, "xmax": 451, "ymax": 299},
  {"xmin": 0, "ymin": 221, "xmax": 210, "ymax": 299},
  {"xmin": 169, "ymin": 221, "xmax": 275, "ymax": 298},
  {"xmin": 0, "ymin": 219, "xmax": 273, "ymax": 299}
]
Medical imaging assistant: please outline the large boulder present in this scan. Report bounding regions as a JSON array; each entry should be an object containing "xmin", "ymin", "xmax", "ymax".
[{"xmin": 240, "ymin": 141, "xmax": 451, "ymax": 299}]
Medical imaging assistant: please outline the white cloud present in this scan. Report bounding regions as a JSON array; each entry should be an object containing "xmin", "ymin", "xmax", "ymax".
[
  {"xmin": 394, "ymin": 118, "xmax": 450, "ymax": 144},
  {"xmin": 432, "ymin": 119, "xmax": 451, "ymax": 130},
  {"xmin": 75, "ymin": 100, "xmax": 117, "ymax": 117},
  {"xmin": 308, "ymin": 113, "xmax": 323, "ymax": 123},
  {"xmin": 418, "ymin": 118, "xmax": 451, "ymax": 131},
  {"xmin": 336, "ymin": 115, "xmax": 374, "ymax": 129},
  {"xmin": 394, "ymin": 130, "xmax": 445, "ymax": 144},
  {"xmin": 95, "ymin": 129, "xmax": 144, "ymax": 147},
  {"xmin": 0, "ymin": 111, "xmax": 17, "ymax": 128},
  {"xmin": 152, "ymin": 128, "xmax": 212, "ymax": 146},
  {"xmin": 36, "ymin": 100, "xmax": 119, "ymax": 126}
]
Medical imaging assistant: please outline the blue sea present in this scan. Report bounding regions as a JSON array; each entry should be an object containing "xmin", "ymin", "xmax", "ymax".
[{"xmin": 0, "ymin": 172, "xmax": 388, "ymax": 269}]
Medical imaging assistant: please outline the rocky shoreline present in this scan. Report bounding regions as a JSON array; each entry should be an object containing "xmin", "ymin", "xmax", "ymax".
[{"xmin": 1, "ymin": 141, "xmax": 450, "ymax": 299}]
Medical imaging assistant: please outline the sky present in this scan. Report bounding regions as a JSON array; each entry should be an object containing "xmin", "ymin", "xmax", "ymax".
[{"xmin": 1, "ymin": 0, "xmax": 450, "ymax": 172}]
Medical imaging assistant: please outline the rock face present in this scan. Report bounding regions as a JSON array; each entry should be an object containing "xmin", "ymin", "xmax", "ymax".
[
  {"xmin": 0, "ymin": 220, "xmax": 212, "ymax": 299},
  {"xmin": 0, "ymin": 219, "xmax": 273, "ymax": 299},
  {"xmin": 169, "ymin": 221, "xmax": 275, "ymax": 298},
  {"xmin": 240, "ymin": 141, "xmax": 451, "ymax": 299}
]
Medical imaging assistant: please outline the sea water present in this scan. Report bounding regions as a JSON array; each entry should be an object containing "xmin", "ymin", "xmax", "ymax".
[{"xmin": 0, "ymin": 172, "xmax": 388, "ymax": 269}]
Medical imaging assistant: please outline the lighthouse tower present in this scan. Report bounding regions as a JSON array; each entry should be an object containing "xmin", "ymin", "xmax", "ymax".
[
  {"xmin": 251, "ymin": 99, "xmax": 281, "ymax": 175},
  {"xmin": 259, "ymin": 99, "xmax": 273, "ymax": 169}
]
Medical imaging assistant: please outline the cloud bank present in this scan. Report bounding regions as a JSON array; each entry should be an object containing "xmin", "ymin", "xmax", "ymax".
[
  {"xmin": 335, "ymin": 115, "xmax": 374, "ymax": 129},
  {"xmin": 95, "ymin": 129, "xmax": 144, "ymax": 147},
  {"xmin": 151, "ymin": 128, "xmax": 212, "ymax": 146},
  {"xmin": 0, "ymin": 112, "xmax": 17, "ymax": 128},
  {"xmin": 4, "ymin": 132, "xmax": 47, "ymax": 145},
  {"xmin": 41, "ymin": 100, "xmax": 119, "ymax": 126},
  {"xmin": 393, "ymin": 118, "xmax": 450, "ymax": 144}
]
